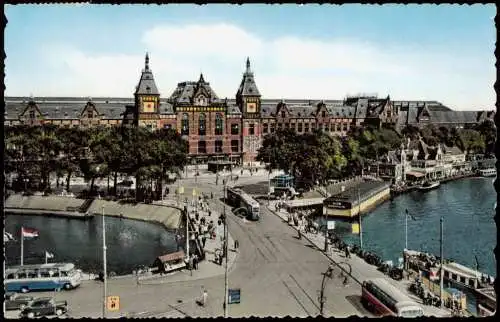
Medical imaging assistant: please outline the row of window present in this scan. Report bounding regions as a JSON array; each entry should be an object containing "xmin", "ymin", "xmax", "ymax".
[
  {"xmin": 28, "ymin": 110, "xmax": 95, "ymax": 119},
  {"xmin": 181, "ymin": 113, "xmax": 230, "ymax": 136},
  {"xmin": 193, "ymin": 140, "xmax": 240, "ymax": 154},
  {"xmin": 262, "ymin": 122, "xmax": 350, "ymax": 134}
]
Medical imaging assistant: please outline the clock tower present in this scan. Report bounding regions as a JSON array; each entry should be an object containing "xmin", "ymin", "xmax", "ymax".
[
  {"xmin": 133, "ymin": 53, "xmax": 161, "ymax": 128},
  {"xmin": 236, "ymin": 57, "xmax": 262, "ymax": 164}
]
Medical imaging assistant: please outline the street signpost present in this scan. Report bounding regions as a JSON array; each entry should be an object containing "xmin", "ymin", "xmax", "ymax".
[
  {"xmin": 107, "ymin": 296, "xmax": 120, "ymax": 312},
  {"xmin": 228, "ymin": 288, "xmax": 241, "ymax": 304}
]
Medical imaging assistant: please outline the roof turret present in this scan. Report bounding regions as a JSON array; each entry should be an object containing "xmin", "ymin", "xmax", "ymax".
[
  {"xmin": 135, "ymin": 52, "xmax": 160, "ymax": 96},
  {"xmin": 236, "ymin": 57, "xmax": 261, "ymax": 105}
]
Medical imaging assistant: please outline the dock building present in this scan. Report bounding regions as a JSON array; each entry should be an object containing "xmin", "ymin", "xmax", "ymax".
[{"xmin": 322, "ymin": 180, "xmax": 391, "ymax": 218}]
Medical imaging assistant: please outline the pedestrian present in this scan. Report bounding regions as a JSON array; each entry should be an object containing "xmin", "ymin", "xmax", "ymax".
[
  {"xmin": 211, "ymin": 191, "xmax": 214, "ymax": 199},
  {"xmin": 193, "ymin": 254, "xmax": 198, "ymax": 270},
  {"xmin": 202, "ymin": 288, "xmax": 208, "ymax": 306},
  {"xmin": 345, "ymin": 246, "xmax": 351, "ymax": 259},
  {"xmin": 202, "ymin": 235, "xmax": 207, "ymax": 248},
  {"xmin": 208, "ymin": 210, "xmax": 212, "ymax": 217},
  {"xmin": 188, "ymin": 255, "xmax": 194, "ymax": 272}
]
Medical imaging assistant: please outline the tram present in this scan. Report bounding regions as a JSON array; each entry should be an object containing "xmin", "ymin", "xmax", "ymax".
[{"xmin": 226, "ymin": 187, "xmax": 260, "ymax": 221}]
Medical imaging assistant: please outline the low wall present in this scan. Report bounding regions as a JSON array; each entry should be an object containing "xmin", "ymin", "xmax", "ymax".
[
  {"xmin": 88, "ymin": 200, "xmax": 182, "ymax": 230},
  {"xmin": 5, "ymin": 194, "xmax": 183, "ymax": 230}
]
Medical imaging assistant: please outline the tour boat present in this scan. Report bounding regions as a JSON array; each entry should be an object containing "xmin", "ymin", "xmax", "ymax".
[
  {"xmin": 478, "ymin": 168, "xmax": 496, "ymax": 177},
  {"xmin": 417, "ymin": 181, "xmax": 440, "ymax": 191}
]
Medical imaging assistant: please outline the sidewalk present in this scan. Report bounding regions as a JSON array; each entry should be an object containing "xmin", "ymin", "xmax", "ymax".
[
  {"xmin": 138, "ymin": 201, "xmax": 238, "ymax": 285},
  {"xmin": 266, "ymin": 200, "xmax": 452, "ymax": 317}
]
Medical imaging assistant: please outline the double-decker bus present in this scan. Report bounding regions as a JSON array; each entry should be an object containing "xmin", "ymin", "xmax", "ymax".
[
  {"xmin": 5, "ymin": 263, "xmax": 82, "ymax": 293},
  {"xmin": 226, "ymin": 187, "xmax": 260, "ymax": 221},
  {"xmin": 362, "ymin": 278, "xmax": 424, "ymax": 318}
]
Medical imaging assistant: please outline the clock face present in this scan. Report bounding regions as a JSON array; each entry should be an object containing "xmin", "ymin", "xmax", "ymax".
[
  {"xmin": 247, "ymin": 102, "xmax": 257, "ymax": 113},
  {"xmin": 143, "ymin": 101, "xmax": 155, "ymax": 113}
]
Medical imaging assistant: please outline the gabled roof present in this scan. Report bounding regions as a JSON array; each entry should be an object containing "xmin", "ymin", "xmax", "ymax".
[
  {"xmin": 442, "ymin": 145, "xmax": 464, "ymax": 156},
  {"xmin": 135, "ymin": 53, "xmax": 160, "ymax": 96},
  {"xmin": 168, "ymin": 74, "xmax": 221, "ymax": 105},
  {"xmin": 236, "ymin": 57, "xmax": 261, "ymax": 97}
]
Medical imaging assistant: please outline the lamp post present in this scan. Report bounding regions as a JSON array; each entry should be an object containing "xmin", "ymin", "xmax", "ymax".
[
  {"xmin": 101, "ymin": 204, "xmax": 107, "ymax": 319},
  {"xmin": 405, "ymin": 209, "xmax": 409, "ymax": 251},
  {"xmin": 439, "ymin": 216, "xmax": 444, "ymax": 308},
  {"xmin": 358, "ymin": 187, "xmax": 363, "ymax": 249},
  {"xmin": 222, "ymin": 172, "xmax": 237, "ymax": 318},
  {"xmin": 223, "ymin": 178, "xmax": 228, "ymax": 318},
  {"xmin": 319, "ymin": 265, "xmax": 333, "ymax": 317}
]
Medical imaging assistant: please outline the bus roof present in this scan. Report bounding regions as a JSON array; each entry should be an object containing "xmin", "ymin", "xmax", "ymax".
[
  {"xmin": 366, "ymin": 278, "xmax": 416, "ymax": 304},
  {"xmin": 7, "ymin": 263, "xmax": 75, "ymax": 272}
]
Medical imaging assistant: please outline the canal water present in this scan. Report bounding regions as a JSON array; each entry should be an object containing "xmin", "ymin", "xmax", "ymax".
[
  {"xmin": 319, "ymin": 177, "xmax": 496, "ymax": 314},
  {"xmin": 327, "ymin": 177, "xmax": 496, "ymax": 277},
  {"xmin": 5, "ymin": 215, "xmax": 179, "ymax": 275}
]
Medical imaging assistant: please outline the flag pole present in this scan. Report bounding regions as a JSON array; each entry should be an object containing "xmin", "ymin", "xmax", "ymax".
[
  {"xmin": 45, "ymin": 252, "xmax": 48, "ymax": 265},
  {"xmin": 21, "ymin": 227, "xmax": 24, "ymax": 266}
]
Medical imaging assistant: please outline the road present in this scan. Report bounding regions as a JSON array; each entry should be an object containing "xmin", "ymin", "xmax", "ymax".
[{"xmin": 5, "ymin": 172, "xmax": 371, "ymax": 318}]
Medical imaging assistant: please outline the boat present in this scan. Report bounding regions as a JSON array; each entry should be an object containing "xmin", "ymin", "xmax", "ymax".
[
  {"xmin": 478, "ymin": 168, "xmax": 496, "ymax": 177},
  {"xmin": 475, "ymin": 287, "xmax": 496, "ymax": 317},
  {"xmin": 417, "ymin": 181, "xmax": 440, "ymax": 191}
]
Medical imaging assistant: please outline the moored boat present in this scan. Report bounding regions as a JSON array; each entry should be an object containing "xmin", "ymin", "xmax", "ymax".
[
  {"xmin": 417, "ymin": 181, "xmax": 440, "ymax": 191},
  {"xmin": 478, "ymin": 168, "xmax": 496, "ymax": 177}
]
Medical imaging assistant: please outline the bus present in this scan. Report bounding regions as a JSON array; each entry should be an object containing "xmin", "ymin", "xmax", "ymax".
[
  {"xmin": 226, "ymin": 187, "xmax": 260, "ymax": 221},
  {"xmin": 361, "ymin": 278, "xmax": 424, "ymax": 318},
  {"xmin": 5, "ymin": 263, "xmax": 82, "ymax": 293}
]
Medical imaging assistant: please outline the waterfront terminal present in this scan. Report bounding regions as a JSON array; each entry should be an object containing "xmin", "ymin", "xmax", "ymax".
[{"xmin": 323, "ymin": 180, "xmax": 391, "ymax": 218}]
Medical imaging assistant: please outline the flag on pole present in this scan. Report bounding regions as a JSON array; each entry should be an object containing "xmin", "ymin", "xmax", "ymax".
[
  {"xmin": 351, "ymin": 223, "xmax": 360, "ymax": 234},
  {"xmin": 405, "ymin": 209, "xmax": 417, "ymax": 220},
  {"xmin": 4, "ymin": 232, "xmax": 15, "ymax": 242},
  {"xmin": 474, "ymin": 255, "xmax": 480, "ymax": 270},
  {"xmin": 45, "ymin": 251, "xmax": 54, "ymax": 259},
  {"xmin": 21, "ymin": 227, "xmax": 39, "ymax": 239}
]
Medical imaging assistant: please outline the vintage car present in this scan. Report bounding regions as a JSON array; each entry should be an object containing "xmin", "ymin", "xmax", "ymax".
[
  {"xmin": 4, "ymin": 292, "xmax": 34, "ymax": 311},
  {"xmin": 19, "ymin": 297, "xmax": 68, "ymax": 318}
]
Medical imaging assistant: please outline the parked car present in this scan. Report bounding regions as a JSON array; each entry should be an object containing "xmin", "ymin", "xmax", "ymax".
[
  {"xmin": 4, "ymin": 292, "xmax": 34, "ymax": 311},
  {"xmin": 19, "ymin": 297, "xmax": 68, "ymax": 318}
]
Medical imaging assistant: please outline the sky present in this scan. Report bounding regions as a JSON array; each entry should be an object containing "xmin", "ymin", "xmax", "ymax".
[{"xmin": 4, "ymin": 4, "xmax": 496, "ymax": 110}]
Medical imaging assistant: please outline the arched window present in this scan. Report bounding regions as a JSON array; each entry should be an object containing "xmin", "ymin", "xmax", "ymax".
[
  {"xmin": 181, "ymin": 113, "xmax": 189, "ymax": 135},
  {"xmin": 199, "ymin": 113, "xmax": 206, "ymax": 135},
  {"xmin": 215, "ymin": 113, "xmax": 223, "ymax": 135}
]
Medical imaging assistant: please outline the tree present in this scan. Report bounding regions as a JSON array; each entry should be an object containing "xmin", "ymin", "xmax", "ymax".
[{"xmin": 475, "ymin": 120, "xmax": 496, "ymax": 156}]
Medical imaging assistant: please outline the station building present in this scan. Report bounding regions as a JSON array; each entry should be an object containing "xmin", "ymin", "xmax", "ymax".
[{"xmin": 4, "ymin": 53, "xmax": 495, "ymax": 164}]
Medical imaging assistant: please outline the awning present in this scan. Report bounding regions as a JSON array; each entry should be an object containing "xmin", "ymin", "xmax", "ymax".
[
  {"xmin": 156, "ymin": 251, "xmax": 185, "ymax": 263},
  {"xmin": 406, "ymin": 171, "xmax": 425, "ymax": 178}
]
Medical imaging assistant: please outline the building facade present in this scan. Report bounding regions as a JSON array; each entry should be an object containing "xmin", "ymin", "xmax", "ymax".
[{"xmin": 4, "ymin": 53, "xmax": 495, "ymax": 164}]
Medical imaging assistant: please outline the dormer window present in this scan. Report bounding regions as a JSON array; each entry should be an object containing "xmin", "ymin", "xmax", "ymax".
[
  {"xmin": 146, "ymin": 86, "xmax": 151, "ymax": 94},
  {"xmin": 87, "ymin": 110, "xmax": 93, "ymax": 119},
  {"xmin": 196, "ymin": 95, "xmax": 207, "ymax": 106},
  {"xmin": 281, "ymin": 111, "xmax": 286, "ymax": 118},
  {"xmin": 29, "ymin": 110, "xmax": 35, "ymax": 119},
  {"xmin": 322, "ymin": 111, "xmax": 326, "ymax": 118}
]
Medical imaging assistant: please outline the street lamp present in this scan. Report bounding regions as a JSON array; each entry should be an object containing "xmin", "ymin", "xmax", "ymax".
[
  {"xmin": 222, "ymin": 172, "xmax": 238, "ymax": 318},
  {"xmin": 319, "ymin": 262, "xmax": 352, "ymax": 317},
  {"xmin": 319, "ymin": 265, "xmax": 333, "ymax": 317},
  {"xmin": 101, "ymin": 203, "xmax": 107, "ymax": 319}
]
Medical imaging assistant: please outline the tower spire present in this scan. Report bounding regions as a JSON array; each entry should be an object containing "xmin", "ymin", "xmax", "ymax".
[
  {"xmin": 246, "ymin": 57, "xmax": 251, "ymax": 73},
  {"xmin": 145, "ymin": 52, "xmax": 150, "ymax": 70}
]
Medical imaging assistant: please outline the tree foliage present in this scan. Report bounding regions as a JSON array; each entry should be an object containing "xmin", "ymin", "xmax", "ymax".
[{"xmin": 4, "ymin": 125, "xmax": 188, "ymax": 201}]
